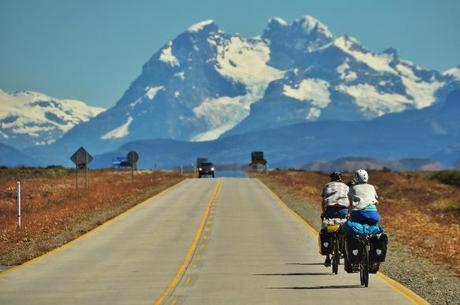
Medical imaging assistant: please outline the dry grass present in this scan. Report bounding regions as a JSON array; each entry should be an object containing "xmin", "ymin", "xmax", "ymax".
[
  {"xmin": 255, "ymin": 170, "xmax": 460, "ymax": 274},
  {"xmin": 0, "ymin": 169, "xmax": 187, "ymax": 266}
]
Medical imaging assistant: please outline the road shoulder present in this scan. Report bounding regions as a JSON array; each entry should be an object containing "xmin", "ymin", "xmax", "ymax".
[{"xmin": 256, "ymin": 175, "xmax": 459, "ymax": 305}]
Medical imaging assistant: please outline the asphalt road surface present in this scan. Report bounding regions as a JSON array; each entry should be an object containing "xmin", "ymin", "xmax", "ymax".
[
  {"xmin": 0, "ymin": 178, "xmax": 422, "ymax": 305},
  {"xmin": 214, "ymin": 170, "xmax": 247, "ymax": 178}
]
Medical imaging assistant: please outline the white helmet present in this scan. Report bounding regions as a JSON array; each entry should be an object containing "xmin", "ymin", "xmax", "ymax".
[{"xmin": 353, "ymin": 169, "xmax": 369, "ymax": 184}]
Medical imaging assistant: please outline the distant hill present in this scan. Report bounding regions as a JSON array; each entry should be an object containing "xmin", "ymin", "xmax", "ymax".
[{"xmin": 0, "ymin": 142, "xmax": 37, "ymax": 167}]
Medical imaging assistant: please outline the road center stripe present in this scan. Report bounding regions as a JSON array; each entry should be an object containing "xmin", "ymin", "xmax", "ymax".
[{"xmin": 153, "ymin": 179, "xmax": 223, "ymax": 305}]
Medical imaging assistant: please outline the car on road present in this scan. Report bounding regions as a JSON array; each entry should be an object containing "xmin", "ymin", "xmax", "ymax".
[{"xmin": 198, "ymin": 162, "xmax": 215, "ymax": 178}]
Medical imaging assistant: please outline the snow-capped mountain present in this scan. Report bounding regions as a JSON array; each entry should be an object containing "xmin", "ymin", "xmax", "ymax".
[
  {"xmin": 0, "ymin": 90, "xmax": 104, "ymax": 149},
  {"xmin": 37, "ymin": 16, "xmax": 460, "ymax": 160},
  {"xmin": 225, "ymin": 16, "xmax": 459, "ymax": 135},
  {"xmin": 49, "ymin": 19, "xmax": 284, "ymax": 155},
  {"xmin": 91, "ymin": 89, "xmax": 460, "ymax": 169},
  {"xmin": 444, "ymin": 66, "xmax": 460, "ymax": 80}
]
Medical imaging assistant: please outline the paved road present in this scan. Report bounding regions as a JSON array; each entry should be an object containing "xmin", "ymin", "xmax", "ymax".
[
  {"xmin": 214, "ymin": 170, "xmax": 247, "ymax": 178},
  {"xmin": 0, "ymin": 178, "xmax": 419, "ymax": 305}
]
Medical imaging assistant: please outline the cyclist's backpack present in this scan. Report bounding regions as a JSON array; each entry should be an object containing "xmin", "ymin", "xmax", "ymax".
[
  {"xmin": 318, "ymin": 230, "xmax": 332, "ymax": 255},
  {"xmin": 345, "ymin": 233, "xmax": 363, "ymax": 264},
  {"xmin": 370, "ymin": 233, "xmax": 388, "ymax": 263}
]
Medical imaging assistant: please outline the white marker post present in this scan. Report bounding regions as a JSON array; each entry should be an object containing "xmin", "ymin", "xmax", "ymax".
[{"xmin": 17, "ymin": 181, "xmax": 21, "ymax": 228}]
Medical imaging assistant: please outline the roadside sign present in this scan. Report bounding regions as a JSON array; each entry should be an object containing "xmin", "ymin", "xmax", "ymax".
[
  {"xmin": 71, "ymin": 147, "xmax": 93, "ymax": 168},
  {"xmin": 71, "ymin": 147, "xmax": 93, "ymax": 189},
  {"xmin": 127, "ymin": 151, "xmax": 139, "ymax": 178},
  {"xmin": 127, "ymin": 151, "xmax": 139, "ymax": 164}
]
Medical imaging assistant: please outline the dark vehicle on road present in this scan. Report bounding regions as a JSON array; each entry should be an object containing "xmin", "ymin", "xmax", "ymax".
[
  {"xmin": 249, "ymin": 151, "xmax": 267, "ymax": 171},
  {"xmin": 198, "ymin": 162, "xmax": 215, "ymax": 178},
  {"xmin": 196, "ymin": 157, "xmax": 208, "ymax": 168}
]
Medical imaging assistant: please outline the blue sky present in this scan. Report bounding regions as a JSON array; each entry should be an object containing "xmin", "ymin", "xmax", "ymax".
[{"xmin": 0, "ymin": 0, "xmax": 459, "ymax": 108}]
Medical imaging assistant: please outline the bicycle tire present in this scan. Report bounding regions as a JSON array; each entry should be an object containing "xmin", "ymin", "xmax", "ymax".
[
  {"xmin": 363, "ymin": 244, "xmax": 370, "ymax": 287},
  {"xmin": 332, "ymin": 235, "xmax": 339, "ymax": 274}
]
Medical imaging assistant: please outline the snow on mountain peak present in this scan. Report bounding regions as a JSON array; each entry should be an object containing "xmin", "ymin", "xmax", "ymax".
[
  {"xmin": 268, "ymin": 17, "xmax": 288, "ymax": 27},
  {"xmin": 295, "ymin": 15, "xmax": 333, "ymax": 38},
  {"xmin": 282, "ymin": 78, "xmax": 331, "ymax": 120},
  {"xmin": 262, "ymin": 15, "xmax": 335, "ymax": 66},
  {"xmin": 159, "ymin": 41, "xmax": 180, "ymax": 67},
  {"xmin": 215, "ymin": 37, "xmax": 283, "ymax": 86},
  {"xmin": 187, "ymin": 20, "xmax": 216, "ymax": 33},
  {"xmin": 189, "ymin": 36, "xmax": 285, "ymax": 141},
  {"xmin": 101, "ymin": 116, "xmax": 133, "ymax": 140},
  {"xmin": 444, "ymin": 66, "xmax": 460, "ymax": 79},
  {"xmin": 331, "ymin": 36, "xmax": 396, "ymax": 74},
  {"xmin": 145, "ymin": 86, "xmax": 164, "ymax": 100},
  {"xmin": 0, "ymin": 89, "xmax": 104, "ymax": 147}
]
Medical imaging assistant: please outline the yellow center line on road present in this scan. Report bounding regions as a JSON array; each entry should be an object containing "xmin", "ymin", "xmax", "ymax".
[
  {"xmin": 256, "ymin": 178, "xmax": 430, "ymax": 305},
  {"xmin": 0, "ymin": 178, "xmax": 191, "ymax": 278},
  {"xmin": 152, "ymin": 179, "xmax": 223, "ymax": 305}
]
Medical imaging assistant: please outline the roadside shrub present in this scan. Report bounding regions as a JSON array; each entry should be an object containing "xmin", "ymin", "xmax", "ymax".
[
  {"xmin": 431, "ymin": 170, "xmax": 460, "ymax": 187},
  {"xmin": 45, "ymin": 165, "xmax": 68, "ymax": 177}
]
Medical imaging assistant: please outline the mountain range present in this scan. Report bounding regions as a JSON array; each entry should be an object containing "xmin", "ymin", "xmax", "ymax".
[
  {"xmin": 0, "ymin": 90, "xmax": 104, "ymax": 149},
  {"xmin": 1, "ymin": 16, "xmax": 460, "ymax": 168},
  {"xmin": 89, "ymin": 88, "xmax": 460, "ymax": 169}
]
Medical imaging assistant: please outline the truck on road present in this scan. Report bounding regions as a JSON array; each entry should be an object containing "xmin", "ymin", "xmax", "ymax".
[
  {"xmin": 197, "ymin": 161, "xmax": 215, "ymax": 178},
  {"xmin": 249, "ymin": 151, "xmax": 267, "ymax": 170}
]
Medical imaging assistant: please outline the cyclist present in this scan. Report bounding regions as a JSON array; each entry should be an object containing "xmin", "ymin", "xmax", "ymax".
[
  {"xmin": 348, "ymin": 169, "xmax": 380, "ymax": 225},
  {"xmin": 345, "ymin": 169, "xmax": 385, "ymax": 275},
  {"xmin": 320, "ymin": 171, "xmax": 350, "ymax": 266}
]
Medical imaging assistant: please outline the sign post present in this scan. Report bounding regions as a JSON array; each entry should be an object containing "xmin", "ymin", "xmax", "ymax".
[
  {"xmin": 70, "ymin": 147, "xmax": 94, "ymax": 189},
  {"xmin": 127, "ymin": 151, "xmax": 139, "ymax": 179},
  {"xmin": 17, "ymin": 181, "xmax": 21, "ymax": 228}
]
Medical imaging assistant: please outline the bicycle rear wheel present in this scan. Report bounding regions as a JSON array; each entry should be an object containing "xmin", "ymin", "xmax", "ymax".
[
  {"xmin": 332, "ymin": 236, "xmax": 340, "ymax": 274},
  {"xmin": 360, "ymin": 244, "xmax": 370, "ymax": 287}
]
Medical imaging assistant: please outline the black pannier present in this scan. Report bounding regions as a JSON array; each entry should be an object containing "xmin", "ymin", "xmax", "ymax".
[
  {"xmin": 370, "ymin": 233, "xmax": 388, "ymax": 263},
  {"xmin": 369, "ymin": 263, "xmax": 380, "ymax": 274},
  {"xmin": 318, "ymin": 230, "xmax": 332, "ymax": 255},
  {"xmin": 345, "ymin": 234, "xmax": 363, "ymax": 264}
]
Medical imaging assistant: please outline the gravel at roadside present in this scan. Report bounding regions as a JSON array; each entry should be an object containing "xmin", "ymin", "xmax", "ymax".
[{"xmin": 258, "ymin": 176, "xmax": 460, "ymax": 305}]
